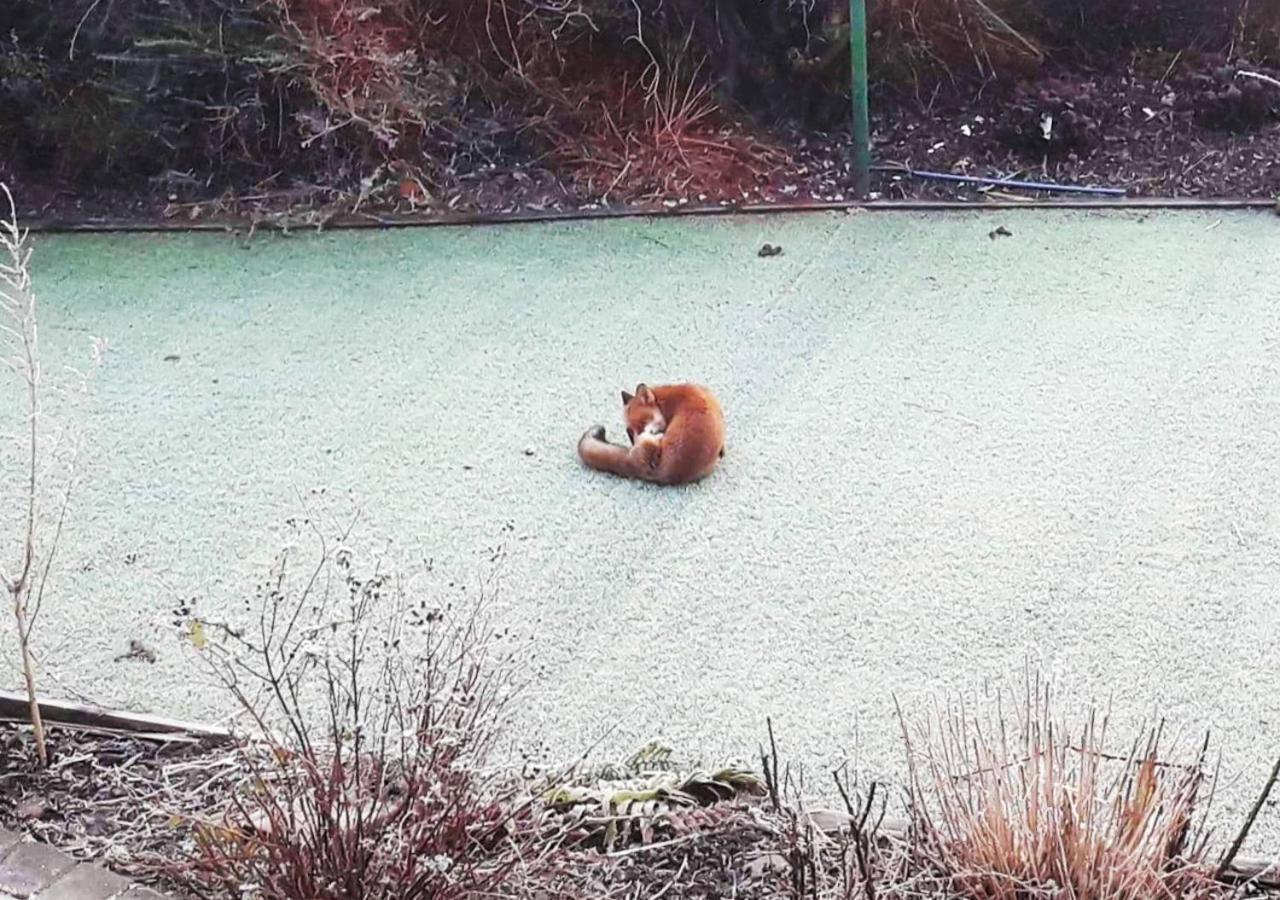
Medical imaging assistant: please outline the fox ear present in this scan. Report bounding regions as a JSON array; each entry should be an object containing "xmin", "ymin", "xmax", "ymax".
[
  {"xmin": 621, "ymin": 390, "xmax": 634, "ymax": 405},
  {"xmin": 635, "ymin": 383, "xmax": 656, "ymax": 404}
]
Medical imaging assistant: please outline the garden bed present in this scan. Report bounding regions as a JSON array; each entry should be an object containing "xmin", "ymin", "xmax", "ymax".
[
  {"xmin": 0, "ymin": 723, "xmax": 236, "ymax": 898},
  {"xmin": 4, "ymin": 0, "xmax": 1279, "ymax": 227},
  {"xmin": 3, "ymin": 716, "xmax": 1278, "ymax": 900},
  {"xmin": 12, "ymin": 54, "xmax": 1280, "ymax": 228}
]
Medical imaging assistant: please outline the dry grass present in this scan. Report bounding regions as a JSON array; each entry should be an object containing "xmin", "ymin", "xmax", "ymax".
[
  {"xmin": 870, "ymin": 0, "xmax": 1043, "ymax": 85},
  {"xmin": 254, "ymin": 0, "xmax": 781, "ymax": 202},
  {"xmin": 546, "ymin": 54, "xmax": 788, "ymax": 203},
  {"xmin": 753, "ymin": 676, "xmax": 1261, "ymax": 900},
  {"xmin": 901, "ymin": 680, "xmax": 1219, "ymax": 900}
]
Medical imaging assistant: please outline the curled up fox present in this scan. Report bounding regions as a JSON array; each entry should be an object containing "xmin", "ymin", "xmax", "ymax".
[{"xmin": 578, "ymin": 383, "xmax": 726, "ymax": 485}]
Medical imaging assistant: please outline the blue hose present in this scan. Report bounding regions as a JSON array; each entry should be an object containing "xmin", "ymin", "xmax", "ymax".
[{"xmin": 894, "ymin": 168, "xmax": 1127, "ymax": 197}]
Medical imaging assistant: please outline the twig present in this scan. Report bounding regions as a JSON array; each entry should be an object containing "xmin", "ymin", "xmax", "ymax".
[
  {"xmin": 68, "ymin": 0, "xmax": 106, "ymax": 60},
  {"xmin": 648, "ymin": 854, "xmax": 688, "ymax": 900},
  {"xmin": 899, "ymin": 167, "xmax": 1126, "ymax": 197},
  {"xmin": 606, "ymin": 832, "xmax": 702, "ymax": 859},
  {"xmin": 1238, "ymin": 70, "xmax": 1280, "ymax": 90},
  {"xmin": 1217, "ymin": 754, "xmax": 1280, "ymax": 879},
  {"xmin": 763, "ymin": 717, "xmax": 781, "ymax": 812},
  {"xmin": 1159, "ymin": 49, "xmax": 1184, "ymax": 86},
  {"xmin": 902, "ymin": 401, "xmax": 980, "ymax": 430}
]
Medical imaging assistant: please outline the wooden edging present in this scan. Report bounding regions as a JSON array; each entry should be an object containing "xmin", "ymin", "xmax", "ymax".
[
  {"xmin": 22, "ymin": 196, "xmax": 1279, "ymax": 235},
  {"xmin": 806, "ymin": 809, "xmax": 1280, "ymax": 891},
  {"xmin": 0, "ymin": 690, "xmax": 231, "ymax": 742}
]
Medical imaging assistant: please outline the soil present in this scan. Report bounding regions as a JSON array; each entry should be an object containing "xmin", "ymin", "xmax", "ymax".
[
  {"xmin": 545, "ymin": 815, "xmax": 787, "ymax": 899},
  {"xmin": 8, "ymin": 54, "xmax": 1280, "ymax": 228},
  {"xmin": 0, "ymin": 722, "xmax": 236, "ymax": 898},
  {"xmin": 865, "ymin": 57, "xmax": 1280, "ymax": 201}
]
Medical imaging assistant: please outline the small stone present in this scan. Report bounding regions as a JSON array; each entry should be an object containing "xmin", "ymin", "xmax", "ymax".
[
  {"xmin": 523, "ymin": 447, "xmax": 535, "ymax": 457},
  {"xmin": 0, "ymin": 840, "xmax": 76, "ymax": 897}
]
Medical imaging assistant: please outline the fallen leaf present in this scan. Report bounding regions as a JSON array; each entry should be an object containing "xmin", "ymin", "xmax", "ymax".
[{"xmin": 17, "ymin": 798, "xmax": 45, "ymax": 820}]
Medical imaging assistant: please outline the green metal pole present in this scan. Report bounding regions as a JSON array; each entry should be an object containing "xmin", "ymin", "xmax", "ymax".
[{"xmin": 849, "ymin": 0, "xmax": 871, "ymax": 198}]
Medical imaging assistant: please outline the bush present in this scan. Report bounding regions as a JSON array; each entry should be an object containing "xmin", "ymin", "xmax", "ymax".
[
  {"xmin": 0, "ymin": 0, "xmax": 303, "ymax": 185},
  {"xmin": 181, "ymin": 540, "xmax": 550, "ymax": 899}
]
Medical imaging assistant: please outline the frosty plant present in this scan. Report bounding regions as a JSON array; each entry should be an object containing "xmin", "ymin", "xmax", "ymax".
[
  {"xmin": 0, "ymin": 183, "xmax": 99, "ymax": 766},
  {"xmin": 181, "ymin": 531, "xmax": 560, "ymax": 899}
]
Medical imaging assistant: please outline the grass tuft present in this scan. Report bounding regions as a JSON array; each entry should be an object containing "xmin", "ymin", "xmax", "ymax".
[{"xmin": 902, "ymin": 678, "xmax": 1218, "ymax": 900}]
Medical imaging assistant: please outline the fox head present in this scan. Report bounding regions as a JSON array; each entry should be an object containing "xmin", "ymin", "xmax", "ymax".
[{"xmin": 620, "ymin": 383, "xmax": 666, "ymax": 446}]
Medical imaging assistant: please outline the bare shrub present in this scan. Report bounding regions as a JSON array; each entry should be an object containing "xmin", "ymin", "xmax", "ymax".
[
  {"xmin": 0, "ymin": 0, "xmax": 303, "ymax": 185},
  {"xmin": 0, "ymin": 183, "xmax": 100, "ymax": 767},
  {"xmin": 753, "ymin": 719, "xmax": 899, "ymax": 900},
  {"xmin": 265, "ymin": 0, "xmax": 457, "ymax": 154},
  {"xmin": 0, "ymin": 183, "xmax": 48, "ymax": 766},
  {"xmin": 179, "ymin": 532, "xmax": 553, "ymax": 899}
]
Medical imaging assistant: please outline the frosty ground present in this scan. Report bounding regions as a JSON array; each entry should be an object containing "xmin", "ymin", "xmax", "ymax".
[{"xmin": 6, "ymin": 209, "xmax": 1278, "ymax": 852}]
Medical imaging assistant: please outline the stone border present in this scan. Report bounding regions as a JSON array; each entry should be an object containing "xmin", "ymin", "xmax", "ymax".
[{"xmin": 0, "ymin": 829, "xmax": 168, "ymax": 900}]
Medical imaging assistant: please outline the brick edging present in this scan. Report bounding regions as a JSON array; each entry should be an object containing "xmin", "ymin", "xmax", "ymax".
[{"xmin": 0, "ymin": 829, "xmax": 169, "ymax": 900}]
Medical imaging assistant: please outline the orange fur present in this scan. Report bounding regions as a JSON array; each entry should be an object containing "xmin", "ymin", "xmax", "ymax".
[{"xmin": 578, "ymin": 383, "xmax": 726, "ymax": 485}]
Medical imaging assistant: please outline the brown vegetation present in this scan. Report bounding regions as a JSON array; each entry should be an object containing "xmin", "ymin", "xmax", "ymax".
[{"xmin": 3, "ymin": 0, "xmax": 1279, "ymax": 213}]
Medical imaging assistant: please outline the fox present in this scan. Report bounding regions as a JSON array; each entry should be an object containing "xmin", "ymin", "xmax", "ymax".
[{"xmin": 578, "ymin": 383, "xmax": 726, "ymax": 485}]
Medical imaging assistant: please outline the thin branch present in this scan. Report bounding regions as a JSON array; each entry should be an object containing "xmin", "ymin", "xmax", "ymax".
[{"xmin": 1217, "ymin": 754, "xmax": 1280, "ymax": 878}]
